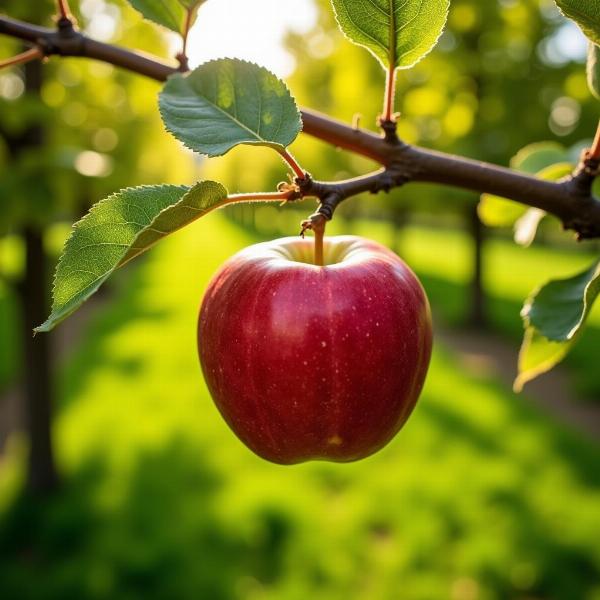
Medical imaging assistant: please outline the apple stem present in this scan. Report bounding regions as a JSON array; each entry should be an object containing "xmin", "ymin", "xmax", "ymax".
[
  {"xmin": 382, "ymin": 63, "xmax": 397, "ymax": 124},
  {"xmin": 313, "ymin": 219, "xmax": 325, "ymax": 267},
  {"xmin": 279, "ymin": 149, "xmax": 307, "ymax": 181}
]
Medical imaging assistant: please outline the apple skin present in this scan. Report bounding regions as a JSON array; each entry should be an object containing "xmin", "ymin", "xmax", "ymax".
[{"xmin": 198, "ymin": 235, "xmax": 432, "ymax": 465}]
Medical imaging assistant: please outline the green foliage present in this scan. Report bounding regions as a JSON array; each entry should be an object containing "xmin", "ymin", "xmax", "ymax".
[
  {"xmin": 126, "ymin": 0, "xmax": 205, "ymax": 35},
  {"xmin": 515, "ymin": 260, "xmax": 600, "ymax": 391},
  {"xmin": 458, "ymin": 132, "xmax": 600, "ymax": 389},
  {"xmin": 555, "ymin": 0, "xmax": 600, "ymax": 45},
  {"xmin": 510, "ymin": 142, "xmax": 571, "ymax": 174},
  {"xmin": 36, "ymin": 181, "xmax": 227, "ymax": 333},
  {"xmin": 587, "ymin": 43, "xmax": 600, "ymax": 100},
  {"xmin": 127, "ymin": 0, "xmax": 186, "ymax": 33},
  {"xmin": 330, "ymin": 0, "xmax": 450, "ymax": 70},
  {"xmin": 525, "ymin": 260, "xmax": 600, "ymax": 342},
  {"xmin": 515, "ymin": 330, "xmax": 570, "ymax": 393},
  {"xmin": 479, "ymin": 143, "xmax": 572, "ymax": 239},
  {"xmin": 159, "ymin": 59, "xmax": 302, "ymax": 157}
]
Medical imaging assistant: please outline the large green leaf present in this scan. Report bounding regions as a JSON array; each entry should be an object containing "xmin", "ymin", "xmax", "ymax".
[
  {"xmin": 588, "ymin": 43, "xmax": 600, "ymax": 100},
  {"xmin": 159, "ymin": 59, "xmax": 302, "ymax": 157},
  {"xmin": 127, "ymin": 0, "xmax": 188, "ymax": 34},
  {"xmin": 330, "ymin": 0, "xmax": 450, "ymax": 70},
  {"xmin": 35, "ymin": 181, "xmax": 227, "ymax": 333},
  {"xmin": 515, "ymin": 259, "xmax": 600, "ymax": 391},
  {"xmin": 555, "ymin": 0, "xmax": 600, "ymax": 45},
  {"xmin": 523, "ymin": 259, "xmax": 600, "ymax": 342}
]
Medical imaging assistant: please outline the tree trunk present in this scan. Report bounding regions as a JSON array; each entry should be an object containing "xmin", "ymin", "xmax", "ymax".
[
  {"xmin": 468, "ymin": 203, "xmax": 487, "ymax": 328},
  {"xmin": 12, "ymin": 58, "xmax": 59, "ymax": 492},
  {"xmin": 19, "ymin": 227, "xmax": 58, "ymax": 492}
]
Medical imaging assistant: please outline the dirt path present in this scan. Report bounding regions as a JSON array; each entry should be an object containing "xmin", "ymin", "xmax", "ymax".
[{"xmin": 437, "ymin": 325, "xmax": 600, "ymax": 441}]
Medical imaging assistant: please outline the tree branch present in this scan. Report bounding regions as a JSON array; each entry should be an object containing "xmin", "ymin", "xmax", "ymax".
[{"xmin": 2, "ymin": 13, "xmax": 600, "ymax": 238}]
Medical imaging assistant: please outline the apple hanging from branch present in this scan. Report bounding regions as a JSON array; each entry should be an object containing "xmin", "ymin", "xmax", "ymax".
[{"xmin": 198, "ymin": 235, "xmax": 433, "ymax": 464}]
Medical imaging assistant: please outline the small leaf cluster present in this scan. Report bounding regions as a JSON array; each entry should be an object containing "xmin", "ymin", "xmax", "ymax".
[
  {"xmin": 474, "ymin": 0, "xmax": 600, "ymax": 389},
  {"xmin": 479, "ymin": 141, "xmax": 600, "ymax": 389}
]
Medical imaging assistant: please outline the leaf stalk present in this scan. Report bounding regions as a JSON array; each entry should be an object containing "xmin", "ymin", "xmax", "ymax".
[
  {"xmin": 279, "ymin": 149, "xmax": 307, "ymax": 180},
  {"xmin": 0, "ymin": 47, "xmax": 43, "ymax": 70}
]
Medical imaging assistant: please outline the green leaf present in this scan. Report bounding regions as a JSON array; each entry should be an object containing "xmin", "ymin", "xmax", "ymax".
[
  {"xmin": 330, "ymin": 0, "xmax": 450, "ymax": 70},
  {"xmin": 555, "ymin": 0, "xmax": 600, "ymax": 45},
  {"xmin": 587, "ymin": 43, "xmax": 600, "ymax": 100},
  {"xmin": 35, "ymin": 181, "xmax": 227, "ymax": 333},
  {"xmin": 127, "ymin": 0, "xmax": 185, "ymax": 33},
  {"xmin": 478, "ymin": 196, "xmax": 526, "ymax": 228},
  {"xmin": 515, "ymin": 259, "xmax": 600, "ymax": 391},
  {"xmin": 127, "ymin": 0, "xmax": 204, "ymax": 34},
  {"xmin": 179, "ymin": 0, "xmax": 203, "ymax": 8},
  {"xmin": 478, "ymin": 141, "xmax": 572, "ymax": 232},
  {"xmin": 511, "ymin": 163, "xmax": 574, "ymax": 245},
  {"xmin": 514, "ymin": 329, "xmax": 570, "ymax": 392},
  {"xmin": 523, "ymin": 259, "xmax": 600, "ymax": 342},
  {"xmin": 510, "ymin": 142, "xmax": 569, "ymax": 174},
  {"xmin": 159, "ymin": 59, "xmax": 302, "ymax": 157}
]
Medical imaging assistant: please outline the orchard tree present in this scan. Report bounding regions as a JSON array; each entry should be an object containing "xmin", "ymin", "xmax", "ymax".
[
  {"xmin": 0, "ymin": 0, "xmax": 192, "ymax": 490},
  {"xmin": 1, "ymin": 0, "xmax": 600, "ymax": 462}
]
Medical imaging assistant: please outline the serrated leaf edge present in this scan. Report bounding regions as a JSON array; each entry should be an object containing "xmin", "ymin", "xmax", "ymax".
[
  {"xmin": 330, "ymin": 0, "xmax": 450, "ymax": 71},
  {"xmin": 34, "ymin": 181, "xmax": 229, "ymax": 334},
  {"xmin": 158, "ymin": 58, "xmax": 303, "ymax": 158}
]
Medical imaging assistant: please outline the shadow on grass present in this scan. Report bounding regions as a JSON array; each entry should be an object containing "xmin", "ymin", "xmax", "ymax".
[
  {"xmin": 57, "ymin": 264, "xmax": 173, "ymax": 410},
  {"xmin": 0, "ymin": 438, "xmax": 293, "ymax": 600}
]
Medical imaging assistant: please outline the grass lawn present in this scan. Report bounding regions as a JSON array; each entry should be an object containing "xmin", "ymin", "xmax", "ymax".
[{"xmin": 0, "ymin": 214, "xmax": 598, "ymax": 600}]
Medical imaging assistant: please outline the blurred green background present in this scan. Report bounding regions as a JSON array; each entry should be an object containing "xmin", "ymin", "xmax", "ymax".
[{"xmin": 0, "ymin": 0, "xmax": 599, "ymax": 599}]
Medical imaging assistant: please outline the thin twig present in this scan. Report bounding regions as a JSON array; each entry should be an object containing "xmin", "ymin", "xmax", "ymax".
[
  {"xmin": 0, "ymin": 46, "xmax": 43, "ymax": 70},
  {"xmin": 57, "ymin": 0, "xmax": 71, "ymax": 20},
  {"xmin": 179, "ymin": 8, "xmax": 194, "ymax": 70},
  {"xmin": 227, "ymin": 191, "xmax": 298, "ymax": 203}
]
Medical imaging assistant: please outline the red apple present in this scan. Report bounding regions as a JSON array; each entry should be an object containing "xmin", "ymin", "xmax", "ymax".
[{"xmin": 198, "ymin": 235, "xmax": 432, "ymax": 464}]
